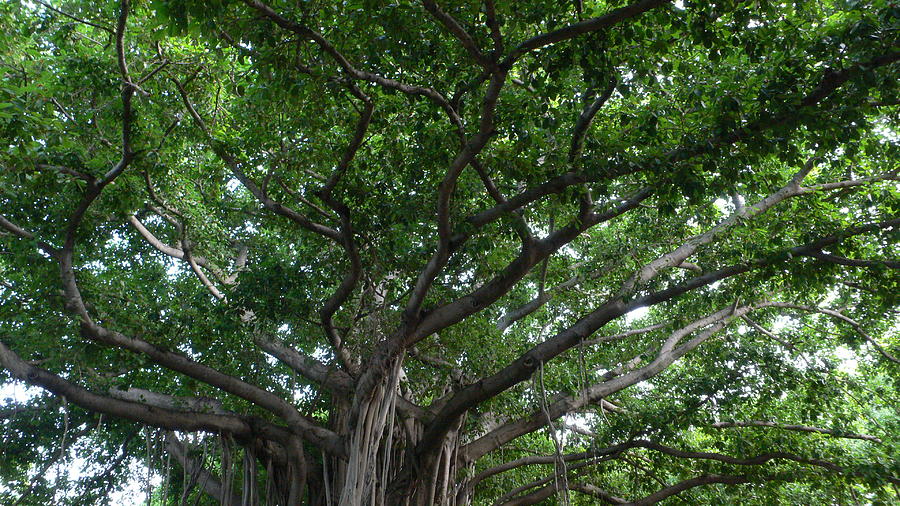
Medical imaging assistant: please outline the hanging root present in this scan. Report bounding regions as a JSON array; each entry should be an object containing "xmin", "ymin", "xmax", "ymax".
[{"xmin": 338, "ymin": 358, "xmax": 403, "ymax": 505}]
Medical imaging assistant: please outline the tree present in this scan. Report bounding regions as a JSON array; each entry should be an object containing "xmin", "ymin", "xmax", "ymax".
[{"xmin": 0, "ymin": 0, "xmax": 898, "ymax": 504}]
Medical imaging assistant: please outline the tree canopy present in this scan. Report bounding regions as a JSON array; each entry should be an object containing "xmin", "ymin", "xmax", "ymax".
[{"xmin": 1, "ymin": 0, "xmax": 899, "ymax": 504}]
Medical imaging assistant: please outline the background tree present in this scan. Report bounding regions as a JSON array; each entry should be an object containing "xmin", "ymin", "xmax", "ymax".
[{"xmin": 1, "ymin": 0, "xmax": 898, "ymax": 504}]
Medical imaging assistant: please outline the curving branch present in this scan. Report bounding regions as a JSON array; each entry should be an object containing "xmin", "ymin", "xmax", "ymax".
[
  {"xmin": 624, "ymin": 473, "xmax": 785, "ymax": 506},
  {"xmin": 711, "ymin": 421, "xmax": 882, "ymax": 443},
  {"xmin": 316, "ymin": 84, "xmax": 374, "ymax": 375},
  {"xmin": 54, "ymin": 205, "xmax": 345, "ymax": 455},
  {"xmin": 581, "ymin": 323, "xmax": 668, "ymax": 348},
  {"xmin": 485, "ymin": 0, "xmax": 503, "ymax": 52},
  {"xmin": 254, "ymin": 335, "xmax": 354, "ymax": 394},
  {"xmin": 741, "ymin": 316, "xmax": 795, "ymax": 349},
  {"xmin": 129, "ymin": 204, "xmax": 247, "ymax": 299},
  {"xmin": 421, "ymin": 54, "xmax": 900, "ymax": 359},
  {"xmin": 520, "ymin": 474, "xmax": 785, "ymax": 506},
  {"xmin": 492, "ymin": 456, "xmax": 610, "ymax": 505},
  {"xmin": 502, "ymin": 0, "xmax": 672, "ymax": 67},
  {"xmin": 243, "ymin": 0, "xmax": 463, "ymax": 127},
  {"xmin": 33, "ymin": 0, "xmax": 115, "ymax": 34},
  {"xmin": 412, "ymin": 187, "xmax": 653, "ymax": 344},
  {"xmin": 459, "ymin": 303, "xmax": 759, "ymax": 462},
  {"xmin": 184, "ymin": 248, "xmax": 226, "ymax": 300},
  {"xmin": 72, "ymin": 321, "xmax": 344, "ymax": 455},
  {"xmin": 171, "ymin": 77, "xmax": 342, "ymax": 242},
  {"xmin": 497, "ymin": 262, "xmax": 652, "ymax": 332},
  {"xmin": 763, "ymin": 302, "xmax": 899, "ymax": 364},
  {"xmin": 568, "ymin": 483, "xmax": 627, "ymax": 504},
  {"xmin": 46, "ymin": 199, "xmax": 344, "ymax": 455},
  {"xmin": 496, "ymin": 438, "xmax": 878, "ymax": 506},
  {"xmin": 403, "ymin": 70, "xmax": 508, "ymax": 322},
  {"xmin": 108, "ymin": 387, "xmax": 229, "ymax": 415},
  {"xmin": 807, "ymin": 250, "xmax": 899, "ymax": 269},
  {"xmin": 0, "ymin": 339, "xmax": 260, "ymax": 438},
  {"xmin": 569, "ymin": 76, "xmax": 618, "ymax": 164},
  {"xmin": 420, "ymin": 161, "xmax": 880, "ymax": 454},
  {"xmin": 460, "ymin": 52, "xmax": 900, "ymax": 240},
  {"xmin": 471, "ymin": 448, "xmax": 622, "ymax": 491},
  {"xmin": 619, "ymin": 158, "xmax": 818, "ymax": 296},
  {"xmin": 422, "ymin": 0, "xmax": 491, "ymax": 68},
  {"xmin": 633, "ymin": 217, "xmax": 900, "ymax": 312},
  {"xmin": 34, "ymin": 163, "xmax": 94, "ymax": 182},
  {"xmin": 0, "ymin": 214, "xmax": 38, "ymax": 243},
  {"xmin": 127, "ymin": 213, "xmax": 185, "ymax": 260}
]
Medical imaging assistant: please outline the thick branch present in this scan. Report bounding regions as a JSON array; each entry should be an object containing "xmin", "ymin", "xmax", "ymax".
[
  {"xmin": 625, "ymin": 473, "xmax": 784, "ymax": 505},
  {"xmin": 75, "ymin": 321, "xmax": 344, "ymax": 455},
  {"xmin": 0, "ymin": 214, "xmax": 37, "ymax": 242},
  {"xmin": 108, "ymin": 387, "xmax": 229, "ymax": 415},
  {"xmin": 460, "ymin": 304, "xmax": 756, "ymax": 462},
  {"xmin": 0, "ymin": 340, "xmax": 259, "ymax": 438},
  {"xmin": 254, "ymin": 335, "xmax": 354, "ymax": 394}
]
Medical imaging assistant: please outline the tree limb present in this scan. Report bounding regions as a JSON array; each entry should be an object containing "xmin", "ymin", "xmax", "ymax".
[
  {"xmin": 763, "ymin": 302, "xmax": 899, "ymax": 364},
  {"xmin": 502, "ymin": 0, "xmax": 672, "ymax": 67},
  {"xmin": 711, "ymin": 421, "xmax": 881, "ymax": 443},
  {"xmin": 0, "ymin": 339, "xmax": 265, "ymax": 439},
  {"xmin": 422, "ymin": 0, "xmax": 491, "ymax": 68}
]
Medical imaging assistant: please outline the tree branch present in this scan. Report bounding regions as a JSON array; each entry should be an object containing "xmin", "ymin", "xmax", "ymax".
[
  {"xmin": 0, "ymin": 339, "xmax": 265, "ymax": 439},
  {"xmin": 33, "ymin": 0, "xmax": 114, "ymax": 34},
  {"xmin": 403, "ymin": 70, "xmax": 508, "ymax": 322},
  {"xmin": 459, "ymin": 303, "xmax": 756, "ymax": 462},
  {"xmin": 243, "ymin": 0, "xmax": 463, "ymax": 127},
  {"xmin": 711, "ymin": 421, "xmax": 882, "ymax": 443},
  {"xmin": 254, "ymin": 334, "xmax": 354, "ymax": 394},
  {"xmin": 108, "ymin": 387, "xmax": 229, "ymax": 415},
  {"xmin": 502, "ymin": 0, "xmax": 672, "ymax": 67},
  {"xmin": 763, "ymin": 302, "xmax": 899, "ymax": 364},
  {"xmin": 413, "ymin": 187, "xmax": 653, "ymax": 343},
  {"xmin": 569, "ymin": 76, "xmax": 617, "ymax": 164},
  {"xmin": 316, "ymin": 85, "xmax": 374, "ymax": 375},
  {"xmin": 625, "ymin": 473, "xmax": 785, "ymax": 506},
  {"xmin": 171, "ymin": 77, "xmax": 342, "ymax": 242},
  {"xmin": 422, "ymin": 0, "xmax": 491, "ymax": 68},
  {"xmin": 807, "ymin": 250, "xmax": 899, "ymax": 269}
]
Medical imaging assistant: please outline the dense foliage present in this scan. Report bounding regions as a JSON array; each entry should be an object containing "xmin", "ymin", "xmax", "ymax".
[{"xmin": 1, "ymin": 0, "xmax": 899, "ymax": 504}]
